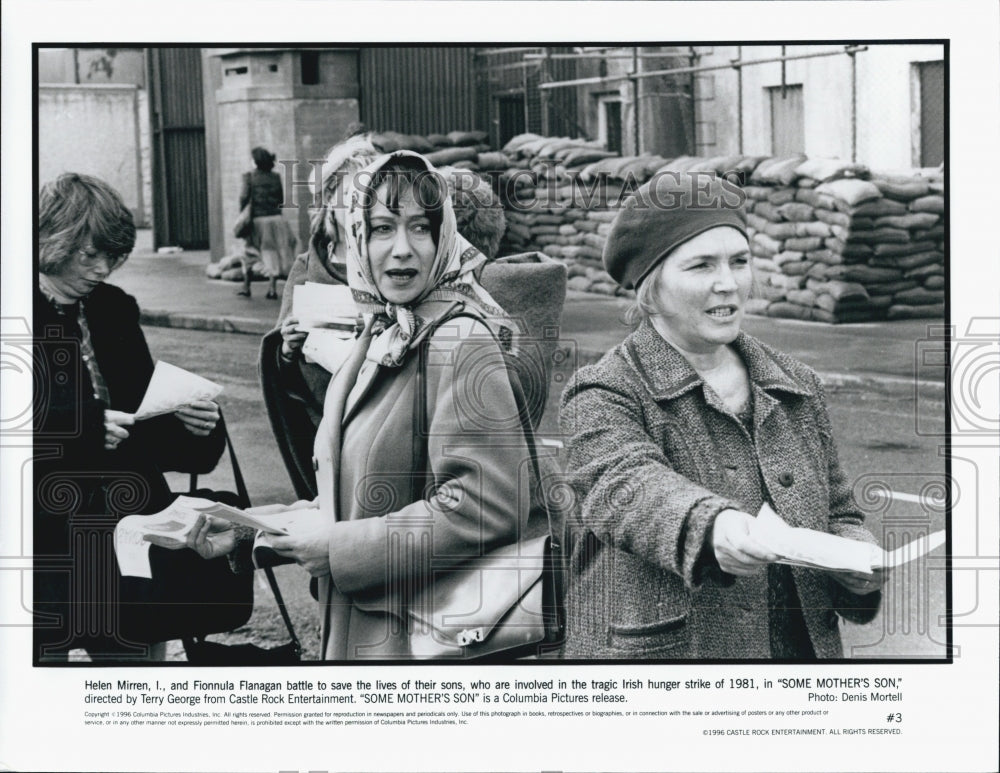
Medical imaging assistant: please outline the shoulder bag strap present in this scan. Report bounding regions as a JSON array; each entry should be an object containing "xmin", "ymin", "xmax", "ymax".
[
  {"xmin": 187, "ymin": 412, "xmax": 251, "ymax": 510},
  {"xmin": 412, "ymin": 306, "xmax": 562, "ymax": 551},
  {"xmin": 263, "ymin": 566, "xmax": 302, "ymax": 655}
]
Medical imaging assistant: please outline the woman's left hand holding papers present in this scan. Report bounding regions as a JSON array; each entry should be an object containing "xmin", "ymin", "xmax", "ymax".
[{"xmin": 175, "ymin": 399, "xmax": 221, "ymax": 436}]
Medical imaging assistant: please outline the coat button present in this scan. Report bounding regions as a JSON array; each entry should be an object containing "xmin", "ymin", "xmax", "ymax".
[{"xmin": 778, "ymin": 471, "xmax": 795, "ymax": 487}]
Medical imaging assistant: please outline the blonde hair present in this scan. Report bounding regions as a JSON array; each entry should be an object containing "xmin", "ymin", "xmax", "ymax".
[{"xmin": 309, "ymin": 134, "xmax": 380, "ymax": 250}]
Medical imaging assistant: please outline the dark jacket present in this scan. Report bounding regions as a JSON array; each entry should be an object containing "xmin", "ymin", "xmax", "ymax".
[
  {"xmin": 240, "ymin": 169, "xmax": 284, "ymax": 218},
  {"xmin": 33, "ymin": 282, "xmax": 225, "ymax": 657},
  {"xmin": 559, "ymin": 323, "xmax": 881, "ymax": 659}
]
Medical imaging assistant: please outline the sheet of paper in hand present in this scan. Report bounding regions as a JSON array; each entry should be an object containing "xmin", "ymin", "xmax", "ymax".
[
  {"xmin": 249, "ymin": 505, "xmax": 323, "ymax": 568},
  {"xmin": 293, "ymin": 282, "xmax": 358, "ymax": 329},
  {"xmin": 113, "ymin": 496, "xmax": 217, "ymax": 578},
  {"xmin": 302, "ymin": 328, "xmax": 356, "ymax": 373},
  {"xmin": 132, "ymin": 361, "xmax": 223, "ymax": 420},
  {"xmin": 753, "ymin": 503, "xmax": 945, "ymax": 573},
  {"xmin": 188, "ymin": 501, "xmax": 291, "ymax": 535}
]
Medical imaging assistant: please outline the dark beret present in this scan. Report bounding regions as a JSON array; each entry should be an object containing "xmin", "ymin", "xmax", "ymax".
[{"xmin": 603, "ymin": 172, "xmax": 748, "ymax": 290}]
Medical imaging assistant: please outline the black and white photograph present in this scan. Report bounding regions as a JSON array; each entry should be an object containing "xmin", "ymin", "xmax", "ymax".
[{"xmin": 1, "ymin": 2, "xmax": 998, "ymax": 772}]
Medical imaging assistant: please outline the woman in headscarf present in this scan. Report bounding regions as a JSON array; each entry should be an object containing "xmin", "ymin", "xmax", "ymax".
[
  {"xmin": 267, "ymin": 152, "xmax": 540, "ymax": 659},
  {"xmin": 559, "ymin": 171, "xmax": 885, "ymax": 660}
]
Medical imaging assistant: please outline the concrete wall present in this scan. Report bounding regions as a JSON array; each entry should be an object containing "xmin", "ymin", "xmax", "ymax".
[
  {"xmin": 693, "ymin": 44, "xmax": 944, "ymax": 170},
  {"xmin": 38, "ymin": 84, "xmax": 147, "ymax": 225},
  {"xmin": 207, "ymin": 49, "xmax": 361, "ymax": 258},
  {"xmin": 37, "ymin": 47, "xmax": 146, "ymax": 87}
]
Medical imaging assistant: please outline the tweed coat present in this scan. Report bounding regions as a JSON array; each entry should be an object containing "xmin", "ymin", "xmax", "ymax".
[
  {"xmin": 313, "ymin": 313, "xmax": 540, "ymax": 659},
  {"xmin": 559, "ymin": 322, "xmax": 881, "ymax": 659}
]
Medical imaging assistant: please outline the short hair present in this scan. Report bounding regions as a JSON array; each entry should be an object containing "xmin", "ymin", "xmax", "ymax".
[
  {"xmin": 623, "ymin": 263, "xmax": 664, "ymax": 328},
  {"xmin": 362, "ymin": 155, "xmax": 446, "ymax": 248},
  {"xmin": 38, "ymin": 173, "xmax": 136, "ymax": 276},
  {"xmin": 443, "ymin": 168, "xmax": 506, "ymax": 260},
  {"xmin": 252, "ymin": 146, "xmax": 276, "ymax": 172}
]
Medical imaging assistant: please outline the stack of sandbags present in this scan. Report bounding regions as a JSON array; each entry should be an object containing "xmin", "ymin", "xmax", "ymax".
[
  {"xmin": 743, "ymin": 159, "xmax": 944, "ymax": 323},
  {"xmin": 368, "ymin": 129, "xmax": 501, "ymax": 172}
]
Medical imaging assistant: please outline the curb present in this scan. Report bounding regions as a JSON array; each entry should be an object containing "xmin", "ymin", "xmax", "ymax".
[
  {"xmin": 139, "ymin": 309, "xmax": 946, "ymax": 400},
  {"xmin": 140, "ymin": 310, "xmax": 272, "ymax": 337}
]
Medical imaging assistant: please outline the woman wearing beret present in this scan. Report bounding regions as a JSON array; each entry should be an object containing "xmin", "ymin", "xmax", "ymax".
[
  {"xmin": 559, "ymin": 172, "xmax": 885, "ymax": 659},
  {"xmin": 33, "ymin": 173, "xmax": 224, "ymax": 661}
]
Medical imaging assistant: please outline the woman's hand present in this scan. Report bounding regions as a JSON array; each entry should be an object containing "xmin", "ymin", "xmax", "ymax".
[
  {"xmin": 184, "ymin": 514, "xmax": 236, "ymax": 559},
  {"xmin": 175, "ymin": 399, "xmax": 220, "ymax": 436},
  {"xmin": 268, "ymin": 520, "xmax": 332, "ymax": 577},
  {"xmin": 104, "ymin": 409, "xmax": 134, "ymax": 451},
  {"xmin": 711, "ymin": 508, "xmax": 779, "ymax": 576},
  {"xmin": 830, "ymin": 567, "xmax": 887, "ymax": 596},
  {"xmin": 280, "ymin": 316, "xmax": 307, "ymax": 359}
]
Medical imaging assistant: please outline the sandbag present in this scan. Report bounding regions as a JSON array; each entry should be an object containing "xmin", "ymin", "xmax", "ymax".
[
  {"xmin": 782, "ymin": 260, "xmax": 815, "ymax": 277},
  {"xmin": 887, "ymin": 303, "xmax": 944, "ymax": 320},
  {"xmin": 816, "ymin": 178, "xmax": 882, "ymax": 207},
  {"xmin": 849, "ymin": 198, "xmax": 908, "ymax": 218},
  {"xmin": 875, "ymin": 213, "xmax": 940, "ymax": 231},
  {"xmin": 764, "ymin": 222, "xmax": 800, "ymax": 240},
  {"xmin": 795, "ymin": 188, "xmax": 839, "ymax": 210},
  {"xmin": 872, "ymin": 177, "xmax": 931, "ymax": 201},
  {"xmin": 753, "ymin": 201, "xmax": 784, "ymax": 222},
  {"xmin": 871, "ymin": 251, "xmax": 942, "ymax": 270},
  {"xmin": 784, "ymin": 237, "xmax": 823, "ymax": 252},
  {"xmin": 786, "ymin": 289, "xmax": 818, "ymax": 307},
  {"xmin": 777, "ymin": 202, "xmax": 815, "ymax": 222},
  {"xmin": 426, "ymin": 146, "xmax": 479, "ymax": 166},
  {"xmin": 767, "ymin": 189, "xmax": 797, "ymax": 206},
  {"xmin": 892, "ymin": 287, "xmax": 946, "ymax": 306},
  {"xmin": 767, "ymin": 301, "xmax": 813, "ymax": 321},
  {"xmin": 752, "ymin": 233, "xmax": 783, "ymax": 256},
  {"xmin": 905, "ymin": 262, "xmax": 945, "ymax": 279},
  {"xmin": 447, "ymin": 130, "xmax": 489, "ymax": 147},
  {"xmin": 742, "ymin": 185, "xmax": 773, "ymax": 201},
  {"xmin": 795, "ymin": 221, "xmax": 832, "ymax": 238},
  {"xmin": 751, "ymin": 155, "xmax": 807, "ymax": 186},
  {"xmin": 794, "ymin": 158, "xmax": 870, "ymax": 183},
  {"xmin": 872, "ymin": 241, "xmax": 939, "ymax": 258},
  {"xmin": 923, "ymin": 275, "xmax": 945, "ymax": 290},
  {"xmin": 909, "ymin": 195, "xmax": 945, "ymax": 214},
  {"xmin": 773, "ymin": 250, "xmax": 806, "ymax": 267}
]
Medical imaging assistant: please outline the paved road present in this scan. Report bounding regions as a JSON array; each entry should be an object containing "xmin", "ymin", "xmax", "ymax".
[{"xmin": 139, "ymin": 327, "xmax": 948, "ymax": 662}]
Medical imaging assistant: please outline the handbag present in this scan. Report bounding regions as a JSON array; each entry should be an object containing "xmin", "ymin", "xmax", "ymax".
[
  {"xmin": 233, "ymin": 174, "xmax": 254, "ymax": 239},
  {"xmin": 119, "ymin": 417, "xmax": 302, "ymax": 663},
  {"xmin": 346, "ymin": 309, "xmax": 566, "ymax": 660},
  {"xmin": 117, "ymin": 416, "xmax": 254, "ymax": 644}
]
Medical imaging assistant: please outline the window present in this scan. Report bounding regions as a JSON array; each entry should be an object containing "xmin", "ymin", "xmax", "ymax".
[
  {"xmin": 768, "ymin": 84, "xmax": 804, "ymax": 155},
  {"xmin": 300, "ymin": 52, "xmax": 320, "ymax": 85},
  {"xmin": 496, "ymin": 93, "xmax": 526, "ymax": 148},
  {"xmin": 915, "ymin": 61, "xmax": 944, "ymax": 167},
  {"xmin": 596, "ymin": 95, "xmax": 623, "ymax": 154}
]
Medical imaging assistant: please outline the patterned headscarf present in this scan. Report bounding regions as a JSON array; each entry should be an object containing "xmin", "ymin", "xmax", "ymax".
[{"xmin": 343, "ymin": 151, "xmax": 516, "ymax": 367}]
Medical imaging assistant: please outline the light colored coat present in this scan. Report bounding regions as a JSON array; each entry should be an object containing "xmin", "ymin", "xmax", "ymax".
[
  {"xmin": 559, "ymin": 323, "xmax": 881, "ymax": 659},
  {"xmin": 314, "ymin": 315, "xmax": 533, "ymax": 659}
]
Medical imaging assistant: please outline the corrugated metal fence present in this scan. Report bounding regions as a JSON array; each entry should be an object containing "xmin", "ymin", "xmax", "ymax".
[
  {"xmin": 148, "ymin": 47, "xmax": 209, "ymax": 249},
  {"xmin": 360, "ymin": 47, "xmax": 486, "ymax": 134}
]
